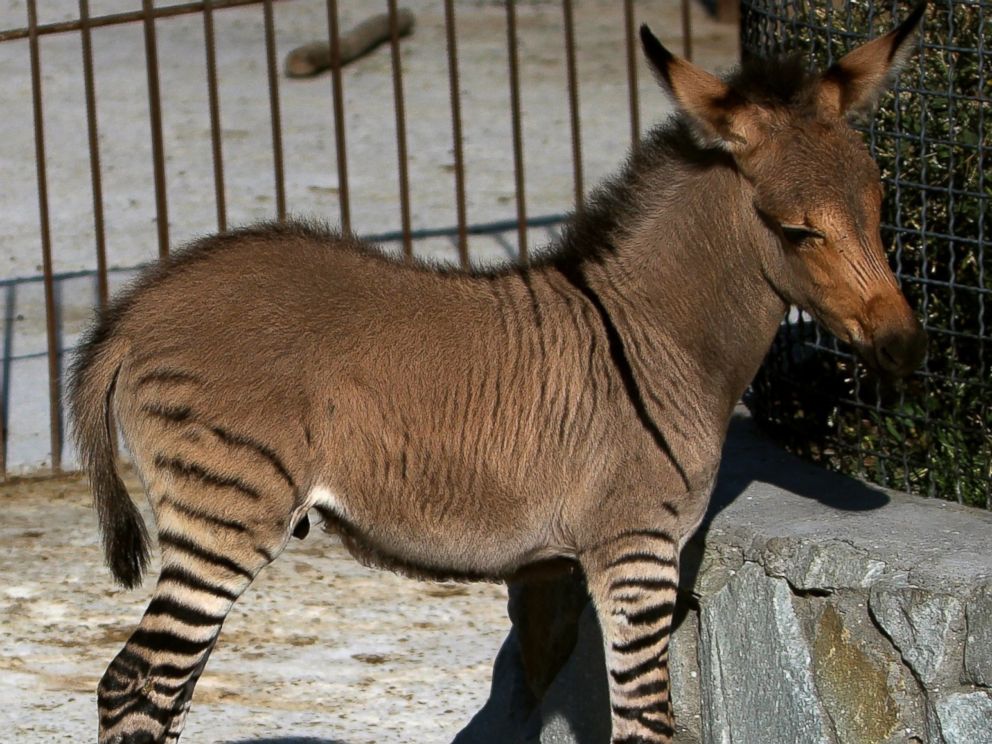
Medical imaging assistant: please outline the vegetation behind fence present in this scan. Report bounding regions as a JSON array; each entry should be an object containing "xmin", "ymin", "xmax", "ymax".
[{"xmin": 742, "ymin": 0, "xmax": 990, "ymax": 509}]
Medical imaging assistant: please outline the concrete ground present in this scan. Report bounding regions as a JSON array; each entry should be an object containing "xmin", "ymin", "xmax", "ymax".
[{"xmin": 0, "ymin": 0, "xmax": 738, "ymax": 473}]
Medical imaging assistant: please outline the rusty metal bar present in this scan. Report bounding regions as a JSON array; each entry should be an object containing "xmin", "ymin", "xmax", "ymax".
[
  {"xmin": 263, "ymin": 0, "xmax": 286, "ymax": 222},
  {"xmin": 562, "ymin": 0, "xmax": 584, "ymax": 214},
  {"xmin": 0, "ymin": 0, "xmax": 284, "ymax": 43},
  {"xmin": 443, "ymin": 0, "xmax": 469, "ymax": 267},
  {"xmin": 505, "ymin": 0, "xmax": 527, "ymax": 262},
  {"xmin": 326, "ymin": 0, "xmax": 351, "ymax": 233},
  {"xmin": 387, "ymin": 0, "xmax": 412, "ymax": 259},
  {"xmin": 27, "ymin": 0, "xmax": 62, "ymax": 472},
  {"xmin": 624, "ymin": 0, "xmax": 640, "ymax": 155},
  {"xmin": 681, "ymin": 0, "xmax": 692, "ymax": 61},
  {"xmin": 82, "ymin": 0, "xmax": 118, "ymax": 462},
  {"xmin": 79, "ymin": 0, "xmax": 108, "ymax": 307},
  {"xmin": 203, "ymin": 0, "xmax": 227, "ymax": 231},
  {"xmin": 1, "ymin": 288, "xmax": 10, "ymax": 479},
  {"xmin": 143, "ymin": 0, "xmax": 170, "ymax": 257}
]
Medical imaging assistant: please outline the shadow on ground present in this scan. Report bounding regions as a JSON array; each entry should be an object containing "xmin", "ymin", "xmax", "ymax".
[
  {"xmin": 710, "ymin": 411, "xmax": 891, "ymax": 514},
  {"xmin": 223, "ymin": 738, "xmax": 348, "ymax": 744},
  {"xmin": 672, "ymin": 411, "xmax": 891, "ymax": 631}
]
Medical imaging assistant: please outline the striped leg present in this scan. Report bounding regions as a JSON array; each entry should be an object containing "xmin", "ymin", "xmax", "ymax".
[
  {"xmin": 582, "ymin": 530, "xmax": 679, "ymax": 744},
  {"xmin": 97, "ymin": 524, "xmax": 288, "ymax": 743}
]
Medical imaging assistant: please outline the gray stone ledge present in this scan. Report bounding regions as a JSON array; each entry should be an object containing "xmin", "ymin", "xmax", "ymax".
[
  {"xmin": 458, "ymin": 410, "xmax": 992, "ymax": 744},
  {"xmin": 965, "ymin": 581, "xmax": 992, "ymax": 687}
]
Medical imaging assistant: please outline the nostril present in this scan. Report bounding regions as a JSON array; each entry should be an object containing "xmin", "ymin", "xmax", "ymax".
[
  {"xmin": 880, "ymin": 344, "xmax": 899, "ymax": 368},
  {"xmin": 875, "ymin": 336, "xmax": 904, "ymax": 373},
  {"xmin": 875, "ymin": 326, "xmax": 927, "ymax": 377}
]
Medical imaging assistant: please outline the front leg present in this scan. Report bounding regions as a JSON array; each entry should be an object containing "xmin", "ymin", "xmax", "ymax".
[{"xmin": 582, "ymin": 529, "xmax": 679, "ymax": 744}]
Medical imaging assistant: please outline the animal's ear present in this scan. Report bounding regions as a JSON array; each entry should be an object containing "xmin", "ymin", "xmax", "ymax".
[
  {"xmin": 818, "ymin": 2, "xmax": 926, "ymax": 119},
  {"xmin": 640, "ymin": 25, "xmax": 761, "ymax": 153}
]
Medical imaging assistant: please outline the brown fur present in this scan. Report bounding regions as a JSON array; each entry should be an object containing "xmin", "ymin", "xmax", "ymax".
[{"xmin": 70, "ymin": 7, "xmax": 928, "ymax": 743}]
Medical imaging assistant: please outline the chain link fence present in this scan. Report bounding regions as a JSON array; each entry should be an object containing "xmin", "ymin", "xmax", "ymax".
[{"xmin": 742, "ymin": 0, "xmax": 990, "ymax": 508}]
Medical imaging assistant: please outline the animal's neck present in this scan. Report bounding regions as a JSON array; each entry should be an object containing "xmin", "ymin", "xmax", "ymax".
[{"xmin": 571, "ymin": 146, "xmax": 787, "ymax": 464}]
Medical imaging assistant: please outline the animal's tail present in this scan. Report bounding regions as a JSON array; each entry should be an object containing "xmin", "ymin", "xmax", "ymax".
[{"xmin": 67, "ymin": 327, "xmax": 149, "ymax": 589}]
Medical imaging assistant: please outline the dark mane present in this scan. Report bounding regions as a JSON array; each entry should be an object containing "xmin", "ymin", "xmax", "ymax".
[
  {"xmin": 725, "ymin": 53, "xmax": 819, "ymax": 109},
  {"xmin": 537, "ymin": 54, "xmax": 819, "ymax": 272},
  {"xmin": 539, "ymin": 119, "xmax": 730, "ymax": 272}
]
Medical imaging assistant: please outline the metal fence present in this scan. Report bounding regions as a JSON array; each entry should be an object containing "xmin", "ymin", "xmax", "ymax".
[
  {"xmin": 0, "ymin": 0, "xmax": 717, "ymax": 478},
  {"xmin": 742, "ymin": 0, "xmax": 991, "ymax": 508}
]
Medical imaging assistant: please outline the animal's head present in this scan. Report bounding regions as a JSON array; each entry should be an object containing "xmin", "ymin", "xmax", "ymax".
[{"xmin": 641, "ymin": 3, "xmax": 928, "ymax": 379}]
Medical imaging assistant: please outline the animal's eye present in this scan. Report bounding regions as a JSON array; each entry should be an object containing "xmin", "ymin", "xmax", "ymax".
[{"xmin": 780, "ymin": 224, "xmax": 825, "ymax": 246}]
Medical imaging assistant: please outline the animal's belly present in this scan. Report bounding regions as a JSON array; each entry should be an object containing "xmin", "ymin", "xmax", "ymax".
[{"xmin": 308, "ymin": 481, "xmax": 567, "ymax": 581}]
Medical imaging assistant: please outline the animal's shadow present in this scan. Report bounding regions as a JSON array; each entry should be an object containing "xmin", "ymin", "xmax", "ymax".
[
  {"xmin": 710, "ymin": 411, "xmax": 890, "ymax": 514},
  {"xmin": 673, "ymin": 410, "xmax": 890, "ymax": 630}
]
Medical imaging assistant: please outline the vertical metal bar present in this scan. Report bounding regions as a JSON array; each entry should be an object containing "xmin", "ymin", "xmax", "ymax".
[
  {"xmin": 681, "ymin": 0, "xmax": 692, "ymax": 62},
  {"xmin": 387, "ymin": 0, "xmax": 412, "ymax": 260},
  {"xmin": 81, "ymin": 1, "xmax": 119, "ymax": 464},
  {"xmin": 624, "ymin": 0, "xmax": 640, "ymax": 155},
  {"xmin": 142, "ymin": 0, "xmax": 169, "ymax": 258},
  {"xmin": 505, "ymin": 0, "xmax": 527, "ymax": 262},
  {"xmin": 976, "ymin": 0, "xmax": 989, "ymax": 511},
  {"xmin": 28, "ymin": 0, "xmax": 62, "ymax": 472},
  {"xmin": 562, "ymin": 0, "xmax": 584, "ymax": 214},
  {"xmin": 203, "ymin": 0, "xmax": 227, "ymax": 231},
  {"xmin": 263, "ymin": 0, "xmax": 286, "ymax": 222},
  {"xmin": 444, "ymin": 0, "xmax": 469, "ymax": 267},
  {"xmin": 326, "ymin": 0, "xmax": 350, "ymax": 233},
  {"xmin": 943, "ymin": 5, "xmax": 962, "ymax": 504},
  {"xmin": 1, "ymin": 287, "xmax": 11, "ymax": 479},
  {"xmin": 79, "ymin": 0, "xmax": 108, "ymax": 308}
]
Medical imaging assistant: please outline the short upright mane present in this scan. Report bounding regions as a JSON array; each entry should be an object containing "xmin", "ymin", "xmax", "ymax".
[
  {"xmin": 726, "ymin": 53, "xmax": 819, "ymax": 108},
  {"xmin": 543, "ymin": 53, "xmax": 820, "ymax": 271}
]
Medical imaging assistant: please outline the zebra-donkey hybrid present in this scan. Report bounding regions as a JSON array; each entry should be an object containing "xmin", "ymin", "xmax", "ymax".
[{"xmin": 71, "ymin": 5, "xmax": 928, "ymax": 743}]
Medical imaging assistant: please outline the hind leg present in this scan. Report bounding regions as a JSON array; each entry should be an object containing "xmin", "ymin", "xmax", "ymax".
[{"xmin": 97, "ymin": 498, "xmax": 301, "ymax": 743}]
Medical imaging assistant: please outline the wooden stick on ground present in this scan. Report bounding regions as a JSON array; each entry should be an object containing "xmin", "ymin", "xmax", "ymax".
[{"xmin": 284, "ymin": 8, "xmax": 415, "ymax": 78}]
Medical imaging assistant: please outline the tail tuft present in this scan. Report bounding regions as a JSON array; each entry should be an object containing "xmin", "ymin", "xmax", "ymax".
[
  {"xmin": 68, "ymin": 320, "xmax": 150, "ymax": 589},
  {"xmin": 93, "ymin": 449, "xmax": 150, "ymax": 589}
]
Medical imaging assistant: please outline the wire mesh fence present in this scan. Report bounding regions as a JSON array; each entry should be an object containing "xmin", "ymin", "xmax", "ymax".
[{"xmin": 742, "ymin": 0, "xmax": 991, "ymax": 509}]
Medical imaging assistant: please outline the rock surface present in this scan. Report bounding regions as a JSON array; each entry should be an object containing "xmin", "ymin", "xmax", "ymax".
[
  {"xmin": 761, "ymin": 536, "xmax": 886, "ymax": 591},
  {"xmin": 868, "ymin": 581, "xmax": 964, "ymax": 686},
  {"xmin": 699, "ymin": 562, "xmax": 830, "ymax": 744},
  {"xmin": 934, "ymin": 691, "xmax": 992, "ymax": 744},
  {"xmin": 811, "ymin": 603, "xmax": 901, "ymax": 744},
  {"xmin": 965, "ymin": 581, "xmax": 992, "ymax": 687}
]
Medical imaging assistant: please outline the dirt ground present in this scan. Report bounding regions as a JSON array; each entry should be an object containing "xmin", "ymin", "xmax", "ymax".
[{"xmin": 0, "ymin": 472, "xmax": 511, "ymax": 743}]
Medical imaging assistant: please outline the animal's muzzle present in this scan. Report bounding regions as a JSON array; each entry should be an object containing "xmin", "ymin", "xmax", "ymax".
[{"xmin": 873, "ymin": 319, "xmax": 927, "ymax": 378}]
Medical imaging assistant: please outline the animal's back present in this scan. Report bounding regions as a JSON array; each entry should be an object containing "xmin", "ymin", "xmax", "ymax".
[
  {"xmin": 109, "ymin": 223, "xmax": 488, "ymax": 387},
  {"xmin": 99, "ymin": 223, "xmax": 488, "ymax": 439}
]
